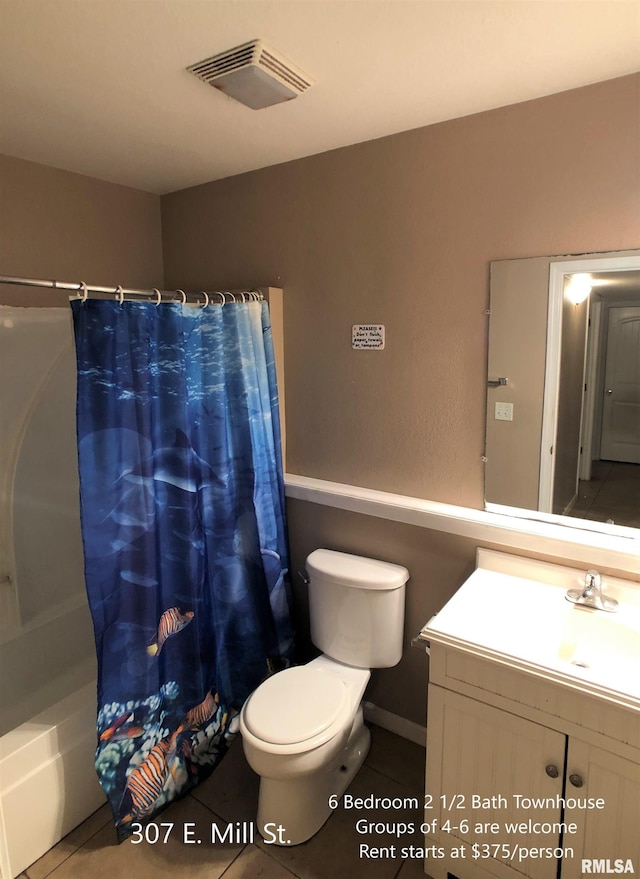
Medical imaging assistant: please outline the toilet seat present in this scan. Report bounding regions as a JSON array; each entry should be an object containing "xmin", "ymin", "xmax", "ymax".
[{"xmin": 243, "ymin": 666, "xmax": 348, "ymax": 747}]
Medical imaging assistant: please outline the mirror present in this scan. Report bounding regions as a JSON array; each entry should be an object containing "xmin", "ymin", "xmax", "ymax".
[{"xmin": 485, "ymin": 249, "xmax": 640, "ymax": 535}]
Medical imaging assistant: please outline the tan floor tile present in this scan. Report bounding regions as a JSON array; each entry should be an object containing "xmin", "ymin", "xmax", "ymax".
[
  {"xmin": 396, "ymin": 858, "xmax": 442, "ymax": 879},
  {"xmin": 365, "ymin": 726, "xmax": 425, "ymax": 797},
  {"xmin": 258, "ymin": 763, "xmax": 423, "ymax": 879},
  {"xmin": 22, "ymin": 727, "xmax": 430, "ymax": 879},
  {"xmin": 571, "ymin": 461, "xmax": 640, "ymax": 527},
  {"xmin": 190, "ymin": 737, "xmax": 259, "ymax": 824},
  {"xmin": 61, "ymin": 804, "xmax": 112, "ymax": 848},
  {"xmin": 26, "ymin": 804, "xmax": 111, "ymax": 879},
  {"xmin": 37, "ymin": 796, "xmax": 243, "ymax": 878},
  {"xmin": 221, "ymin": 845, "xmax": 300, "ymax": 878},
  {"xmin": 396, "ymin": 855, "xmax": 431, "ymax": 878}
]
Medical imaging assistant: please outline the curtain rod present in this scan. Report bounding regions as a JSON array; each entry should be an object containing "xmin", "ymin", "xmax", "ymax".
[{"xmin": 0, "ymin": 274, "xmax": 264, "ymax": 305}]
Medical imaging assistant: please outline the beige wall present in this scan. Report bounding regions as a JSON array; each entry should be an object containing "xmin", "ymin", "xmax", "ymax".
[
  {"xmin": 285, "ymin": 496, "xmax": 635, "ymax": 727},
  {"xmin": 0, "ymin": 155, "xmax": 164, "ymax": 722},
  {"xmin": 0, "ymin": 155, "xmax": 163, "ymax": 306},
  {"xmin": 2, "ymin": 75, "xmax": 639, "ymax": 729},
  {"xmin": 161, "ymin": 73, "xmax": 640, "ymax": 725},
  {"xmin": 162, "ymin": 73, "xmax": 640, "ymax": 508},
  {"xmin": 286, "ymin": 498, "xmax": 480, "ymax": 727},
  {"xmin": 485, "ymin": 257, "xmax": 549, "ymax": 509}
]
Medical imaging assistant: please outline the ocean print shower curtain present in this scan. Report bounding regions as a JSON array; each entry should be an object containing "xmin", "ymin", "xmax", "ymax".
[{"xmin": 71, "ymin": 297, "xmax": 294, "ymax": 840}]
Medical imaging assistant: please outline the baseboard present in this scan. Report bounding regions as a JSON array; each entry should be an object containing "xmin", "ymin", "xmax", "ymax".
[{"xmin": 363, "ymin": 701, "xmax": 425, "ymax": 748}]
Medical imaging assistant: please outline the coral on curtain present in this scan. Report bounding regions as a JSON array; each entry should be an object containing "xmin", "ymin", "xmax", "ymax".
[{"xmin": 71, "ymin": 298, "xmax": 294, "ymax": 840}]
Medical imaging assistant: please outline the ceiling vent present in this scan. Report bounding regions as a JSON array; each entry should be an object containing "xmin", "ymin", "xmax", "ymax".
[{"xmin": 187, "ymin": 40, "xmax": 314, "ymax": 110}]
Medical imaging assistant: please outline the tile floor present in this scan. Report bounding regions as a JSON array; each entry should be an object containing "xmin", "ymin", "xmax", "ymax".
[
  {"xmin": 568, "ymin": 461, "xmax": 640, "ymax": 528},
  {"xmin": 19, "ymin": 725, "xmax": 428, "ymax": 879}
]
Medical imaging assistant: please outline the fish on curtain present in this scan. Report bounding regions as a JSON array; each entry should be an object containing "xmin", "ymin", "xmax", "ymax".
[{"xmin": 71, "ymin": 298, "xmax": 294, "ymax": 840}]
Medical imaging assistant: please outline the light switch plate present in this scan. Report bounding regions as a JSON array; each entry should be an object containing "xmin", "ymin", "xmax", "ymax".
[{"xmin": 495, "ymin": 402, "xmax": 514, "ymax": 421}]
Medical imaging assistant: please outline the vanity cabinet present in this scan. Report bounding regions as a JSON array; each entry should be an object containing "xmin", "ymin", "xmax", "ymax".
[
  {"xmin": 426, "ymin": 685, "xmax": 564, "ymax": 879},
  {"xmin": 424, "ymin": 646, "xmax": 640, "ymax": 879}
]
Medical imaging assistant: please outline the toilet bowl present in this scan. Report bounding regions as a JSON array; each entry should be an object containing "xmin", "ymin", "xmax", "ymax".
[
  {"xmin": 239, "ymin": 549, "xmax": 409, "ymax": 846},
  {"xmin": 240, "ymin": 655, "xmax": 371, "ymax": 844}
]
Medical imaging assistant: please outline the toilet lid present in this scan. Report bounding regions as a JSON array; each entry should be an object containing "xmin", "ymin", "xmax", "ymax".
[{"xmin": 243, "ymin": 666, "xmax": 347, "ymax": 745}]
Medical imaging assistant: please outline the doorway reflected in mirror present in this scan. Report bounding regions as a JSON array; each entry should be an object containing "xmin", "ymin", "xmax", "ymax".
[
  {"xmin": 485, "ymin": 249, "xmax": 640, "ymax": 539},
  {"xmin": 570, "ymin": 462, "xmax": 640, "ymax": 529}
]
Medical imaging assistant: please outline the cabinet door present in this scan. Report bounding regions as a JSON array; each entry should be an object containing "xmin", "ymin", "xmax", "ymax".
[
  {"xmin": 561, "ymin": 739, "xmax": 640, "ymax": 879},
  {"xmin": 426, "ymin": 685, "xmax": 565, "ymax": 879}
]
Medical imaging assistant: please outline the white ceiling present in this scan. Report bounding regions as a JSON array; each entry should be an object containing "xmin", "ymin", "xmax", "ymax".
[
  {"xmin": 590, "ymin": 271, "xmax": 640, "ymax": 298},
  {"xmin": 0, "ymin": 0, "xmax": 638, "ymax": 195}
]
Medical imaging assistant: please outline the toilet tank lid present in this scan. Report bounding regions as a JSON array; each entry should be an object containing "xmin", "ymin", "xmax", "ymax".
[{"xmin": 306, "ymin": 549, "xmax": 409, "ymax": 590}]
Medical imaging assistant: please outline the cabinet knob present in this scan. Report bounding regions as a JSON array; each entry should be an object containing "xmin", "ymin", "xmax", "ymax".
[
  {"xmin": 569, "ymin": 773, "xmax": 584, "ymax": 788},
  {"xmin": 545, "ymin": 764, "xmax": 559, "ymax": 778}
]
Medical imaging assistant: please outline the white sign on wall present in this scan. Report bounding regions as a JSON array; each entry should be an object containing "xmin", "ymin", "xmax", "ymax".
[{"xmin": 352, "ymin": 325, "xmax": 385, "ymax": 349}]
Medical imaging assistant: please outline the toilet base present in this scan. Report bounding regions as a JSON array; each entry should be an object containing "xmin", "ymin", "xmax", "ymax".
[{"xmin": 255, "ymin": 707, "xmax": 371, "ymax": 846}]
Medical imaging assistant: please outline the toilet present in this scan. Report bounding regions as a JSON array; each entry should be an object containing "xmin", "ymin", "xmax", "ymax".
[{"xmin": 240, "ymin": 548, "xmax": 409, "ymax": 845}]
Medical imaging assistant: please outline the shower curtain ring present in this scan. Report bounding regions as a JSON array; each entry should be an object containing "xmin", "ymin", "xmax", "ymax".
[
  {"xmin": 153, "ymin": 288, "xmax": 162, "ymax": 306},
  {"xmin": 175, "ymin": 289, "xmax": 187, "ymax": 304},
  {"xmin": 200, "ymin": 292, "xmax": 210, "ymax": 308},
  {"xmin": 116, "ymin": 285, "xmax": 125, "ymax": 305},
  {"xmin": 79, "ymin": 282, "xmax": 88, "ymax": 303},
  {"xmin": 213, "ymin": 292, "xmax": 225, "ymax": 305}
]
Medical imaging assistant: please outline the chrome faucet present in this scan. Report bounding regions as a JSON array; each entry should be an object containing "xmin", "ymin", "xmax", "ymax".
[{"xmin": 566, "ymin": 569, "xmax": 618, "ymax": 613}]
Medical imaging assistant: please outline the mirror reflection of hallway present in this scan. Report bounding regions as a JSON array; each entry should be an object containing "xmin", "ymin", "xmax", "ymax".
[
  {"xmin": 567, "ymin": 461, "xmax": 640, "ymax": 529},
  {"xmin": 485, "ymin": 251, "xmax": 640, "ymax": 536}
]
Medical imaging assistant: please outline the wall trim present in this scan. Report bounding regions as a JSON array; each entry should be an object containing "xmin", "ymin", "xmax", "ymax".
[
  {"xmin": 363, "ymin": 701, "xmax": 426, "ymax": 748},
  {"xmin": 284, "ymin": 474, "xmax": 639, "ymax": 576}
]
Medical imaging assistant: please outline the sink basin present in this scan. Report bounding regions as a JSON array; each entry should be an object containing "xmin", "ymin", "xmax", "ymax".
[
  {"xmin": 421, "ymin": 549, "xmax": 640, "ymax": 709},
  {"xmin": 556, "ymin": 605, "xmax": 640, "ymax": 670}
]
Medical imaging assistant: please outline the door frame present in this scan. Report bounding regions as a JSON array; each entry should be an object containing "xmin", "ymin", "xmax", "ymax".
[
  {"xmin": 539, "ymin": 254, "xmax": 640, "ymax": 513},
  {"xmin": 578, "ymin": 297, "xmax": 602, "ymax": 481}
]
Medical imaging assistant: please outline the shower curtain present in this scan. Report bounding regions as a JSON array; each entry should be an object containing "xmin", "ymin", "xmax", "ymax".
[{"xmin": 71, "ymin": 298, "xmax": 294, "ymax": 839}]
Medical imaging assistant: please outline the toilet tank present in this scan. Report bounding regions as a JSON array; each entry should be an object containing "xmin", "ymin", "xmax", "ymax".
[{"xmin": 306, "ymin": 549, "xmax": 409, "ymax": 668}]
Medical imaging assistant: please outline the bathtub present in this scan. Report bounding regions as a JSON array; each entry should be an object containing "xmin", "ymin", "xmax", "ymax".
[
  {"xmin": 0, "ymin": 665, "xmax": 105, "ymax": 879},
  {"xmin": 0, "ymin": 306, "xmax": 107, "ymax": 877},
  {"xmin": 0, "ymin": 598, "xmax": 105, "ymax": 878},
  {"xmin": 0, "ymin": 592, "xmax": 103, "ymax": 879}
]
